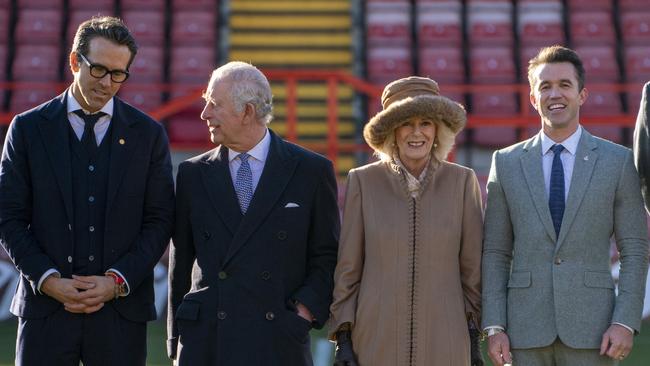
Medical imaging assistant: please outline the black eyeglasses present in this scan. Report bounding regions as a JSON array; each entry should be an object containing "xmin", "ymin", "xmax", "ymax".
[{"xmin": 78, "ymin": 53, "xmax": 130, "ymax": 83}]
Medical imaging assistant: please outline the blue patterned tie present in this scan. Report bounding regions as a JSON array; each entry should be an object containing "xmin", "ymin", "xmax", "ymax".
[
  {"xmin": 549, "ymin": 144, "xmax": 565, "ymax": 238},
  {"xmin": 235, "ymin": 153, "xmax": 253, "ymax": 213}
]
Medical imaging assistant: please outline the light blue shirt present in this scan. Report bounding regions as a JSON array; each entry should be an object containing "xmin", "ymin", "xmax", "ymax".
[
  {"xmin": 540, "ymin": 126, "xmax": 582, "ymax": 201},
  {"xmin": 228, "ymin": 129, "xmax": 271, "ymax": 193}
]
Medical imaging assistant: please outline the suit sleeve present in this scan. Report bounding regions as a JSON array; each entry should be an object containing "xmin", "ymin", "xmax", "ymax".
[
  {"xmin": 109, "ymin": 124, "xmax": 175, "ymax": 292},
  {"xmin": 459, "ymin": 169, "xmax": 484, "ymax": 327},
  {"xmin": 633, "ymin": 81, "xmax": 650, "ymax": 212},
  {"xmin": 291, "ymin": 158, "xmax": 340, "ymax": 329},
  {"xmin": 612, "ymin": 149, "xmax": 649, "ymax": 333},
  {"xmin": 0, "ymin": 117, "xmax": 57, "ymax": 293},
  {"xmin": 481, "ymin": 151, "xmax": 514, "ymax": 330},
  {"xmin": 167, "ymin": 162, "xmax": 195, "ymax": 359},
  {"xmin": 327, "ymin": 169, "xmax": 364, "ymax": 340}
]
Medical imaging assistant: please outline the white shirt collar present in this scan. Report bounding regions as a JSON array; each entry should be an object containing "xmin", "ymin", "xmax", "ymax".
[
  {"xmin": 66, "ymin": 89, "xmax": 114, "ymax": 117},
  {"xmin": 540, "ymin": 125, "xmax": 582, "ymax": 156},
  {"xmin": 228, "ymin": 128, "xmax": 271, "ymax": 163}
]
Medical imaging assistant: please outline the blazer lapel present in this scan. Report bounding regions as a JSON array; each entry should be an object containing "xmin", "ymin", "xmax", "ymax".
[
  {"xmin": 520, "ymin": 134, "xmax": 557, "ymax": 242},
  {"xmin": 199, "ymin": 146, "xmax": 242, "ymax": 235},
  {"xmin": 106, "ymin": 98, "xmax": 139, "ymax": 208},
  {"xmin": 224, "ymin": 131, "xmax": 298, "ymax": 265},
  {"xmin": 38, "ymin": 92, "xmax": 74, "ymax": 224},
  {"xmin": 555, "ymin": 130, "xmax": 598, "ymax": 251}
]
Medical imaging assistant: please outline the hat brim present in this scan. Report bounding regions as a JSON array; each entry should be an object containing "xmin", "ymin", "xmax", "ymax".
[{"xmin": 363, "ymin": 95, "xmax": 466, "ymax": 152}]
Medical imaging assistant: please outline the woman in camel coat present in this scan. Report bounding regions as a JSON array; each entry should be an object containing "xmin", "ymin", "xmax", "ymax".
[{"xmin": 329, "ymin": 76, "xmax": 484, "ymax": 366}]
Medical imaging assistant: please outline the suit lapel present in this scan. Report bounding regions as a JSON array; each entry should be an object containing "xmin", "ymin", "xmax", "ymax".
[
  {"xmin": 520, "ymin": 135, "xmax": 557, "ymax": 242},
  {"xmin": 106, "ymin": 98, "xmax": 139, "ymax": 208},
  {"xmin": 199, "ymin": 146, "xmax": 242, "ymax": 236},
  {"xmin": 38, "ymin": 92, "xmax": 74, "ymax": 223},
  {"xmin": 555, "ymin": 130, "xmax": 598, "ymax": 251},
  {"xmin": 224, "ymin": 131, "xmax": 298, "ymax": 265}
]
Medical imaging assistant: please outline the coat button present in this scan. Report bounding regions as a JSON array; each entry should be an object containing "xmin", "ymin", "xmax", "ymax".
[
  {"xmin": 217, "ymin": 311, "xmax": 227, "ymax": 320},
  {"xmin": 277, "ymin": 231, "xmax": 287, "ymax": 240},
  {"xmin": 261, "ymin": 271, "xmax": 271, "ymax": 280},
  {"xmin": 218, "ymin": 271, "xmax": 228, "ymax": 280},
  {"xmin": 265, "ymin": 311, "xmax": 275, "ymax": 321},
  {"xmin": 88, "ymin": 255, "xmax": 94, "ymax": 262},
  {"xmin": 67, "ymin": 256, "xmax": 73, "ymax": 263},
  {"xmin": 89, "ymin": 226, "xmax": 95, "ymax": 232},
  {"xmin": 554, "ymin": 257, "xmax": 563, "ymax": 265},
  {"xmin": 203, "ymin": 231, "xmax": 211, "ymax": 240}
]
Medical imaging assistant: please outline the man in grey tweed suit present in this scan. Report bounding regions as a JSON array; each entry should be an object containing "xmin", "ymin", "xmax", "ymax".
[
  {"xmin": 634, "ymin": 81, "xmax": 650, "ymax": 212},
  {"xmin": 482, "ymin": 45, "xmax": 649, "ymax": 366}
]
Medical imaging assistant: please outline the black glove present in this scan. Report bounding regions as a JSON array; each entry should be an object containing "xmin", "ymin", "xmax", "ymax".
[
  {"xmin": 333, "ymin": 329, "xmax": 359, "ymax": 366},
  {"xmin": 469, "ymin": 324, "xmax": 484, "ymax": 366}
]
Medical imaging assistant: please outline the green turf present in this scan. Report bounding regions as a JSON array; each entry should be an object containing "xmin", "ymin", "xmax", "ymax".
[{"xmin": 0, "ymin": 319, "xmax": 649, "ymax": 365}]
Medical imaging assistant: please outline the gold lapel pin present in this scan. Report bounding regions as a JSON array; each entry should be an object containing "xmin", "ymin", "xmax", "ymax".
[{"xmin": 119, "ymin": 138, "xmax": 125, "ymax": 145}]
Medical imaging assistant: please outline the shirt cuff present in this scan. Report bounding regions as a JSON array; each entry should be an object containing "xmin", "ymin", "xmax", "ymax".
[
  {"xmin": 37, "ymin": 269, "xmax": 60, "ymax": 293},
  {"xmin": 107, "ymin": 268, "xmax": 130, "ymax": 296},
  {"xmin": 484, "ymin": 325, "xmax": 506, "ymax": 334},
  {"xmin": 612, "ymin": 322, "xmax": 634, "ymax": 334}
]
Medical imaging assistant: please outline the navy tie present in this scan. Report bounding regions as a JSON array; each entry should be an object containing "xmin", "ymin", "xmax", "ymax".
[
  {"xmin": 74, "ymin": 109, "xmax": 106, "ymax": 157},
  {"xmin": 235, "ymin": 153, "xmax": 253, "ymax": 213},
  {"xmin": 549, "ymin": 144, "xmax": 565, "ymax": 238}
]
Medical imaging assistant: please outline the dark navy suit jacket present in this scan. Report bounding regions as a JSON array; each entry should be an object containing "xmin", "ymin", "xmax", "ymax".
[
  {"xmin": 167, "ymin": 130, "xmax": 340, "ymax": 366},
  {"xmin": 0, "ymin": 92, "xmax": 175, "ymax": 322}
]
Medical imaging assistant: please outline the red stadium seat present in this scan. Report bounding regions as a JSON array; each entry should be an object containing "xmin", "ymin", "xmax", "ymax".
[
  {"xmin": 172, "ymin": 0, "xmax": 215, "ymax": 11},
  {"xmin": 567, "ymin": 0, "xmax": 612, "ymax": 11},
  {"xmin": 120, "ymin": 0, "xmax": 165, "ymax": 11},
  {"xmin": 366, "ymin": 2, "xmax": 411, "ymax": 46},
  {"xmin": 470, "ymin": 91, "xmax": 519, "ymax": 147},
  {"xmin": 620, "ymin": 12, "xmax": 650, "ymax": 46},
  {"xmin": 575, "ymin": 46, "xmax": 619, "ymax": 82},
  {"xmin": 418, "ymin": 47, "xmax": 464, "ymax": 84},
  {"xmin": 15, "ymin": 9, "xmax": 62, "ymax": 45},
  {"xmin": 170, "ymin": 46, "xmax": 216, "ymax": 83},
  {"xmin": 171, "ymin": 11, "xmax": 217, "ymax": 47},
  {"xmin": 12, "ymin": 45, "xmax": 61, "ymax": 81},
  {"xmin": 122, "ymin": 10, "xmax": 165, "ymax": 46},
  {"xmin": 16, "ymin": 0, "xmax": 63, "ymax": 8},
  {"xmin": 624, "ymin": 46, "xmax": 650, "ymax": 82},
  {"xmin": 470, "ymin": 47, "xmax": 516, "ymax": 84},
  {"xmin": 128, "ymin": 46, "xmax": 164, "ymax": 82},
  {"xmin": 67, "ymin": 9, "xmax": 116, "ymax": 45},
  {"xmin": 0, "ymin": 8, "xmax": 8, "ymax": 44},
  {"xmin": 119, "ymin": 87, "xmax": 163, "ymax": 112},
  {"xmin": 167, "ymin": 110, "xmax": 210, "ymax": 145},
  {"xmin": 0, "ymin": 44, "xmax": 6, "ymax": 78},
  {"xmin": 620, "ymin": 0, "xmax": 649, "ymax": 11},
  {"xmin": 68, "ymin": 0, "xmax": 114, "ymax": 10},
  {"xmin": 10, "ymin": 87, "xmax": 59, "ymax": 113},
  {"xmin": 367, "ymin": 47, "xmax": 413, "ymax": 84},
  {"xmin": 570, "ymin": 11, "xmax": 615, "ymax": 46},
  {"xmin": 416, "ymin": 1, "xmax": 462, "ymax": 46},
  {"xmin": 582, "ymin": 91, "xmax": 622, "ymax": 116},
  {"xmin": 467, "ymin": 1, "xmax": 513, "ymax": 46},
  {"xmin": 627, "ymin": 89, "xmax": 642, "ymax": 115},
  {"xmin": 518, "ymin": 2, "xmax": 564, "ymax": 46}
]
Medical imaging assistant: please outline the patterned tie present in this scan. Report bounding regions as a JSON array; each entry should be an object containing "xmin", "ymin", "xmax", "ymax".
[
  {"xmin": 235, "ymin": 153, "xmax": 253, "ymax": 213},
  {"xmin": 74, "ymin": 109, "xmax": 106, "ymax": 157},
  {"xmin": 549, "ymin": 144, "xmax": 565, "ymax": 238}
]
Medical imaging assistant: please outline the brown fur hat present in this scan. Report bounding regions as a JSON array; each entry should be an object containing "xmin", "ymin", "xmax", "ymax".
[{"xmin": 363, "ymin": 76, "xmax": 466, "ymax": 155}]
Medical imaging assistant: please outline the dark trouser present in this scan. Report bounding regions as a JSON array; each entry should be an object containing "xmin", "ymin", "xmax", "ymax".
[{"xmin": 16, "ymin": 304, "xmax": 146, "ymax": 366}]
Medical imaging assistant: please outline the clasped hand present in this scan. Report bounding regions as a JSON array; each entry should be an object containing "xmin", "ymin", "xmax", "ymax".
[{"xmin": 41, "ymin": 275, "xmax": 115, "ymax": 314}]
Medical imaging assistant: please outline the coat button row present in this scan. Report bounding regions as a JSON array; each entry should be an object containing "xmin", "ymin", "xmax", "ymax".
[
  {"xmin": 265, "ymin": 312, "xmax": 275, "ymax": 321},
  {"xmin": 277, "ymin": 231, "xmax": 287, "ymax": 240},
  {"xmin": 217, "ymin": 311, "xmax": 227, "ymax": 320}
]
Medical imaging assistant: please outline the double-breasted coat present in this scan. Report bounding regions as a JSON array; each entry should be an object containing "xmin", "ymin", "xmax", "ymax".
[{"xmin": 329, "ymin": 159, "xmax": 483, "ymax": 366}]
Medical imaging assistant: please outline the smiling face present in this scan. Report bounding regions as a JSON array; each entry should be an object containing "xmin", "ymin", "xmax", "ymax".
[
  {"xmin": 395, "ymin": 117, "xmax": 437, "ymax": 176},
  {"xmin": 530, "ymin": 62, "xmax": 587, "ymax": 138},
  {"xmin": 70, "ymin": 37, "xmax": 131, "ymax": 113}
]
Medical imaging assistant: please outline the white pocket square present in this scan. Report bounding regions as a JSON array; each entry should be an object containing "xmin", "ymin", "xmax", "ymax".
[{"xmin": 284, "ymin": 202, "xmax": 300, "ymax": 208}]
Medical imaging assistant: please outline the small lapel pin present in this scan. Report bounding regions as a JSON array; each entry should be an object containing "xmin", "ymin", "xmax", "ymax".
[
  {"xmin": 583, "ymin": 155, "xmax": 589, "ymax": 161},
  {"xmin": 119, "ymin": 138, "xmax": 125, "ymax": 145}
]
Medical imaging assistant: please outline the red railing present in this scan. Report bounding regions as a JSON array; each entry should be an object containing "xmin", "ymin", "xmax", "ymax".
[{"xmin": 1, "ymin": 74, "xmax": 646, "ymax": 171}]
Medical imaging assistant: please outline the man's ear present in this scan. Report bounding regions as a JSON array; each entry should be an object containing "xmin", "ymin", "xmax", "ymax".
[
  {"xmin": 69, "ymin": 52, "xmax": 80, "ymax": 73},
  {"xmin": 242, "ymin": 102, "xmax": 256, "ymax": 123}
]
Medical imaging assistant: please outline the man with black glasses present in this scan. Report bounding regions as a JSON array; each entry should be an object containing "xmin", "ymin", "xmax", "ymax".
[{"xmin": 0, "ymin": 16, "xmax": 174, "ymax": 365}]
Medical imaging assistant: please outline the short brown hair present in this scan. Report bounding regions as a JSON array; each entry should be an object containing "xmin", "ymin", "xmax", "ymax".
[
  {"xmin": 527, "ymin": 45, "xmax": 585, "ymax": 91},
  {"xmin": 72, "ymin": 16, "xmax": 138, "ymax": 68}
]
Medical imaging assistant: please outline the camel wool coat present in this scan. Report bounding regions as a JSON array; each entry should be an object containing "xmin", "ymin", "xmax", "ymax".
[{"xmin": 329, "ymin": 159, "xmax": 483, "ymax": 366}]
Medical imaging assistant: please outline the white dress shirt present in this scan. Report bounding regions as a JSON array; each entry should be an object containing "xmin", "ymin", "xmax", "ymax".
[
  {"xmin": 66, "ymin": 89, "xmax": 113, "ymax": 145},
  {"xmin": 540, "ymin": 126, "xmax": 582, "ymax": 201},
  {"xmin": 228, "ymin": 129, "xmax": 271, "ymax": 194}
]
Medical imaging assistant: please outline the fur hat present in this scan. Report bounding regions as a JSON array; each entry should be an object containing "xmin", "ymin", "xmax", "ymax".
[{"xmin": 363, "ymin": 76, "xmax": 466, "ymax": 159}]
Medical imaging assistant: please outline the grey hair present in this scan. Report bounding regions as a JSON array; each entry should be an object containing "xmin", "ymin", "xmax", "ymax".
[
  {"xmin": 375, "ymin": 120, "xmax": 456, "ymax": 163},
  {"xmin": 211, "ymin": 61, "xmax": 273, "ymax": 124}
]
